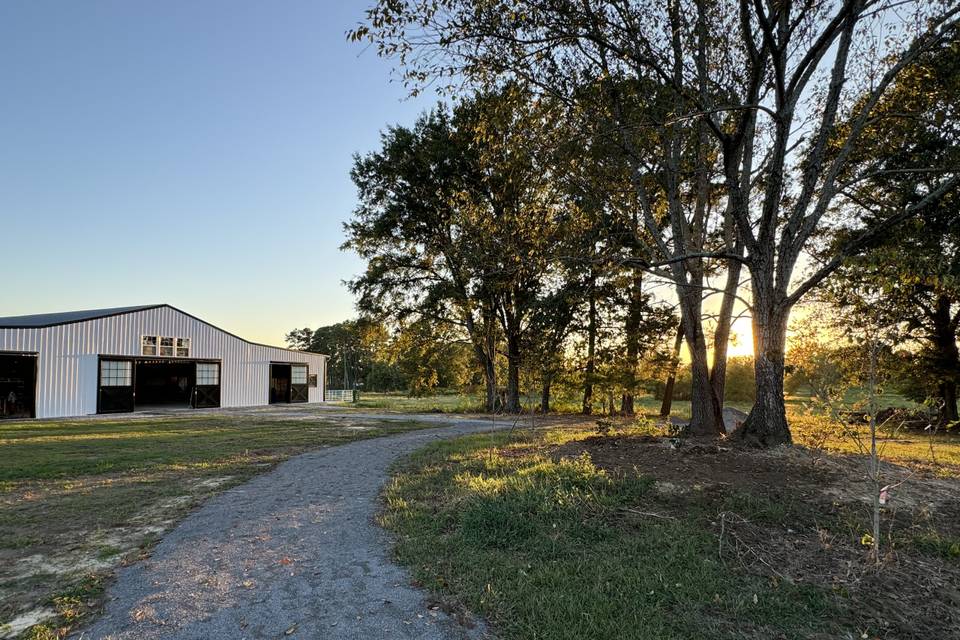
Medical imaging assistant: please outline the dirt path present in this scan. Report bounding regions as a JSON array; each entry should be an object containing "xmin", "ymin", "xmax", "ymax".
[{"xmin": 77, "ymin": 416, "xmax": 510, "ymax": 640}]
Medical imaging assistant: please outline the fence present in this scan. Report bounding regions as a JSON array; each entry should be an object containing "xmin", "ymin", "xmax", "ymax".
[{"xmin": 325, "ymin": 389, "xmax": 355, "ymax": 403}]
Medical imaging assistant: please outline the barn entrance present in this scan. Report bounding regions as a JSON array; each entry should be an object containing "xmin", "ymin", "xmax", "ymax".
[
  {"xmin": 0, "ymin": 353, "xmax": 36, "ymax": 419},
  {"xmin": 97, "ymin": 358, "xmax": 222, "ymax": 413},
  {"xmin": 270, "ymin": 363, "xmax": 308, "ymax": 404},
  {"xmin": 135, "ymin": 359, "xmax": 195, "ymax": 410}
]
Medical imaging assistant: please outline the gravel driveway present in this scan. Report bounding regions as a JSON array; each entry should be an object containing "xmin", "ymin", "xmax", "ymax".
[{"xmin": 77, "ymin": 415, "xmax": 512, "ymax": 640}]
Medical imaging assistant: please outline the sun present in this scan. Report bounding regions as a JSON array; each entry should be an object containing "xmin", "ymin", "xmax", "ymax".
[{"xmin": 726, "ymin": 316, "xmax": 754, "ymax": 358}]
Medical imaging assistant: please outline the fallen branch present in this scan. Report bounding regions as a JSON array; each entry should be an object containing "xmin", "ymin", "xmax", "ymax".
[{"xmin": 619, "ymin": 507, "xmax": 676, "ymax": 520}]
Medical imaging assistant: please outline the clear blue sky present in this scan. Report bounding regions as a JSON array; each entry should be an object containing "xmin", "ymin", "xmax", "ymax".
[{"xmin": 0, "ymin": 1, "xmax": 436, "ymax": 345}]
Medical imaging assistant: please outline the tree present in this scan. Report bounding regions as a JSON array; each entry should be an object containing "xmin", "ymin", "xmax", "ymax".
[
  {"xmin": 389, "ymin": 318, "xmax": 474, "ymax": 395},
  {"xmin": 290, "ymin": 319, "xmax": 390, "ymax": 389},
  {"xmin": 824, "ymin": 39, "xmax": 960, "ymax": 426},
  {"xmin": 344, "ymin": 106, "xmax": 501, "ymax": 409},
  {"xmin": 352, "ymin": 0, "xmax": 960, "ymax": 445},
  {"xmin": 827, "ymin": 217, "xmax": 960, "ymax": 425},
  {"xmin": 345, "ymin": 90, "xmax": 580, "ymax": 412},
  {"xmin": 284, "ymin": 328, "xmax": 314, "ymax": 351}
]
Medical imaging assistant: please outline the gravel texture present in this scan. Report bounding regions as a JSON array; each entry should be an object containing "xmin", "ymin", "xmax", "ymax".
[{"xmin": 78, "ymin": 415, "xmax": 509, "ymax": 640}]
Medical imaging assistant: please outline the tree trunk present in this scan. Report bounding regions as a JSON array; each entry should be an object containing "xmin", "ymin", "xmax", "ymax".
[
  {"xmin": 710, "ymin": 249, "xmax": 743, "ymax": 406},
  {"xmin": 482, "ymin": 354, "xmax": 497, "ymax": 413},
  {"xmin": 465, "ymin": 306, "xmax": 498, "ymax": 413},
  {"xmin": 621, "ymin": 269, "xmax": 643, "ymax": 415},
  {"xmin": 540, "ymin": 375, "xmax": 552, "ymax": 414},
  {"xmin": 734, "ymin": 302, "xmax": 791, "ymax": 446},
  {"xmin": 931, "ymin": 294, "xmax": 960, "ymax": 427},
  {"xmin": 582, "ymin": 285, "xmax": 597, "ymax": 415},
  {"xmin": 621, "ymin": 393, "xmax": 634, "ymax": 416},
  {"xmin": 678, "ymin": 287, "xmax": 724, "ymax": 437},
  {"xmin": 941, "ymin": 382, "xmax": 959, "ymax": 426},
  {"xmin": 504, "ymin": 330, "xmax": 521, "ymax": 413},
  {"xmin": 660, "ymin": 323, "xmax": 684, "ymax": 417}
]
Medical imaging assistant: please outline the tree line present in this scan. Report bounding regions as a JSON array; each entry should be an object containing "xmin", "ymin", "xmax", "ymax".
[{"xmin": 293, "ymin": 1, "xmax": 959, "ymax": 447}]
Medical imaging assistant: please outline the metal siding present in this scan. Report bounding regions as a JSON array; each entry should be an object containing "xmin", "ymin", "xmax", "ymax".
[{"xmin": 0, "ymin": 307, "xmax": 326, "ymax": 418}]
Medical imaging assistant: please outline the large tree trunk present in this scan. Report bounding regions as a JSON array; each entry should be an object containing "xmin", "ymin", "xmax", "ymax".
[
  {"xmin": 504, "ymin": 331, "xmax": 521, "ymax": 413},
  {"xmin": 540, "ymin": 374, "xmax": 552, "ymax": 414},
  {"xmin": 932, "ymin": 295, "xmax": 960, "ymax": 426},
  {"xmin": 582, "ymin": 285, "xmax": 597, "ymax": 415},
  {"xmin": 711, "ymin": 243, "xmax": 743, "ymax": 406},
  {"xmin": 475, "ymin": 320, "xmax": 498, "ymax": 412},
  {"xmin": 734, "ymin": 300, "xmax": 791, "ymax": 446},
  {"xmin": 481, "ymin": 353, "xmax": 497, "ymax": 413},
  {"xmin": 621, "ymin": 269, "xmax": 643, "ymax": 415},
  {"xmin": 678, "ymin": 286, "xmax": 724, "ymax": 437},
  {"xmin": 660, "ymin": 322, "xmax": 684, "ymax": 417},
  {"xmin": 940, "ymin": 382, "xmax": 959, "ymax": 426}
]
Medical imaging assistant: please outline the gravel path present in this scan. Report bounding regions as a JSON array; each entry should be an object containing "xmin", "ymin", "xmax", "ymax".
[{"xmin": 78, "ymin": 416, "xmax": 511, "ymax": 640}]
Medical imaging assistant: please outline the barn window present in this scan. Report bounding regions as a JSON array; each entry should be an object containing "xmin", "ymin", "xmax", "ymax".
[
  {"xmin": 291, "ymin": 365, "xmax": 308, "ymax": 384},
  {"xmin": 141, "ymin": 336, "xmax": 158, "ymax": 356},
  {"xmin": 159, "ymin": 337, "xmax": 175, "ymax": 357},
  {"xmin": 196, "ymin": 362, "xmax": 219, "ymax": 386},
  {"xmin": 176, "ymin": 338, "xmax": 191, "ymax": 357},
  {"xmin": 100, "ymin": 360, "xmax": 132, "ymax": 386}
]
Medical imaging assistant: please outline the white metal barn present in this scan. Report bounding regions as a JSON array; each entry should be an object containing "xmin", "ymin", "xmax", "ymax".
[{"xmin": 0, "ymin": 304, "xmax": 327, "ymax": 419}]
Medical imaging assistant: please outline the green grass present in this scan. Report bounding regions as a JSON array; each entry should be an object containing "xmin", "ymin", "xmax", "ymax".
[
  {"xmin": 349, "ymin": 391, "xmax": 487, "ymax": 413},
  {"xmin": 340, "ymin": 390, "xmax": 759, "ymax": 418},
  {"xmin": 0, "ymin": 413, "xmax": 430, "ymax": 481},
  {"xmin": 0, "ymin": 411, "xmax": 437, "ymax": 638},
  {"xmin": 339, "ymin": 388, "xmax": 914, "ymax": 420},
  {"xmin": 381, "ymin": 430, "xmax": 841, "ymax": 640}
]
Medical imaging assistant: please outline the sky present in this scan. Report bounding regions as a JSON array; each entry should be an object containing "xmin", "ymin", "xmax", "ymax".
[{"xmin": 0, "ymin": 1, "xmax": 438, "ymax": 345}]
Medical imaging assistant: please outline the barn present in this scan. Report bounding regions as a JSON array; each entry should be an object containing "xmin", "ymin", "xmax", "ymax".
[{"xmin": 0, "ymin": 304, "xmax": 327, "ymax": 419}]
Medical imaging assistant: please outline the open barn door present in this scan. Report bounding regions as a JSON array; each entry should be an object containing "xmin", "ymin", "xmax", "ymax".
[{"xmin": 0, "ymin": 352, "xmax": 36, "ymax": 419}]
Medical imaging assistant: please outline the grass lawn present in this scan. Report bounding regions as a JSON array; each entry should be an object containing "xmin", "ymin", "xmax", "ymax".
[
  {"xmin": 340, "ymin": 390, "xmax": 758, "ymax": 416},
  {"xmin": 0, "ymin": 411, "xmax": 435, "ymax": 639},
  {"xmin": 338, "ymin": 389, "xmax": 916, "ymax": 420},
  {"xmin": 381, "ymin": 420, "xmax": 960, "ymax": 640}
]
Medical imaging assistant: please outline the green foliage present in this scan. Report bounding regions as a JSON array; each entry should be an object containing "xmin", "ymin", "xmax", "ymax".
[
  {"xmin": 650, "ymin": 356, "xmax": 756, "ymax": 403},
  {"xmin": 823, "ymin": 40, "xmax": 960, "ymax": 425}
]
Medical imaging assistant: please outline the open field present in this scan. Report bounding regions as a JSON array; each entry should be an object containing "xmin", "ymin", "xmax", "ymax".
[
  {"xmin": 380, "ymin": 421, "xmax": 960, "ymax": 640},
  {"xmin": 344, "ymin": 390, "xmax": 756, "ymax": 416},
  {"xmin": 0, "ymin": 410, "xmax": 436, "ymax": 639},
  {"xmin": 340, "ymin": 390, "xmax": 917, "ymax": 419}
]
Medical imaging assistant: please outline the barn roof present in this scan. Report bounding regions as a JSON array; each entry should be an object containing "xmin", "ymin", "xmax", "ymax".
[
  {"xmin": 0, "ymin": 304, "xmax": 326, "ymax": 357},
  {"xmin": 0, "ymin": 305, "xmax": 163, "ymax": 328}
]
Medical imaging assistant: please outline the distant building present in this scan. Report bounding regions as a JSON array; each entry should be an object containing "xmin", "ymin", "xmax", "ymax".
[{"xmin": 0, "ymin": 304, "xmax": 326, "ymax": 419}]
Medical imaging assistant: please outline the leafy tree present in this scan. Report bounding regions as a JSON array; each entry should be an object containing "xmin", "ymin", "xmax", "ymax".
[
  {"xmin": 389, "ymin": 318, "xmax": 474, "ymax": 395},
  {"xmin": 823, "ymin": 40, "xmax": 960, "ymax": 426},
  {"xmin": 344, "ymin": 106, "xmax": 501, "ymax": 408},
  {"xmin": 286, "ymin": 319, "xmax": 390, "ymax": 389},
  {"xmin": 346, "ymin": 89, "xmax": 582, "ymax": 412}
]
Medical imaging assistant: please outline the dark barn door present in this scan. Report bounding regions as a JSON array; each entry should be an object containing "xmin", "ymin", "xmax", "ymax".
[
  {"xmin": 98, "ymin": 359, "xmax": 134, "ymax": 413},
  {"xmin": 270, "ymin": 364, "xmax": 291, "ymax": 404},
  {"xmin": 0, "ymin": 353, "xmax": 37, "ymax": 419},
  {"xmin": 193, "ymin": 362, "xmax": 221, "ymax": 408}
]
